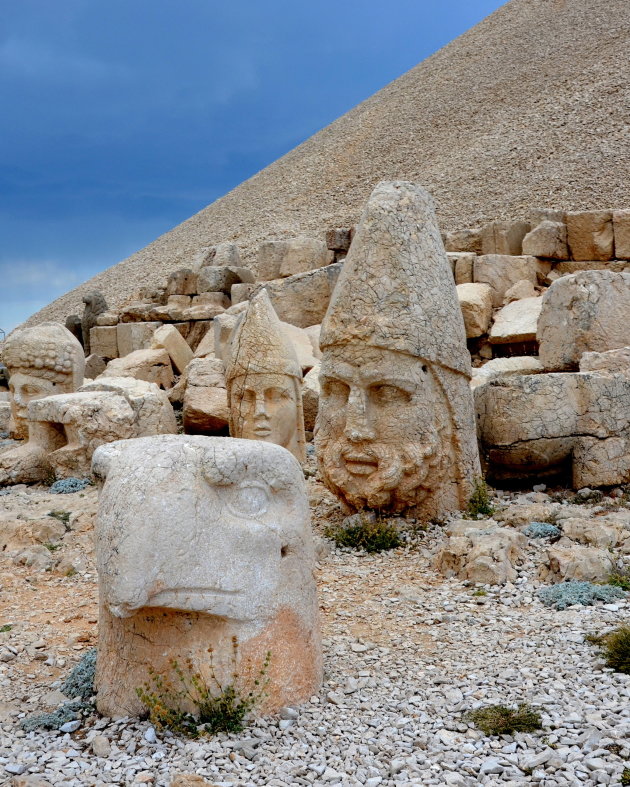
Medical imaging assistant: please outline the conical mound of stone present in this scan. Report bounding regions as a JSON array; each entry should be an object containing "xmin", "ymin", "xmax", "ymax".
[{"xmin": 31, "ymin": 0, "xmax": 630, "ymax": 322}]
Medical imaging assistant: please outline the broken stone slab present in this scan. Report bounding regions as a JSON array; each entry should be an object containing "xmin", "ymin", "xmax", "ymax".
[
  {"xmin": 539, "ymin": 544, "xmax": 615, "ymax": 583},
  {"xmin": 522, "ymin": 220, "xmax": 568, "ymax": 259},
  {"xmin": 304, "ymin": 324, "xmax": 322, "ymax": 360},
  {"xmin": 202, "ymin": 241, "xmax": 242, "ymax": 268},
  {"xmin": 489, "ymin": 296, "xmax": 543, "ymax": 344},
  {"xmin": 481, "ymin": 220, "xmax": 531, "ymax": 256},
  {"xmin": 579, "ymin": 347, "xmax": 630, "ymax": 375},
  {"xmin": 151, "ymin": 325, "xmax": 194, "ymax": 375},
  {"xmin": 537, "ymin": 270, "xmax": 630, "ymax": 370},
  {"xmin": 116, "ymin": 322, "xmax": 162, "ymax": 357},
  {"xmin": 434, "ymin": 523, "xmax": 526, "ymax": 584},
  {"xmin": 84, "ymin": 354, "xmax": 107, "ymax": 379},
  {"xmin": 456, "ymin": 283, "xmax": 493, "ymax": 338},
  {"xmin": 473, "ymin": 255, "xmax": 544, "ymax": 307},
  {"xmin": 554, "ymin": 259, "xmax": 630, "ymax": 275},
  {"xmin": 450, "ymin": 252, "xmax": 476, "ymax": 284},
  {"xmin": 95, "ymin": 311, "xmax": 119, "ymax": 326},
  {"xmin": 26, "ymin": 377, "xmax": 177, "ymax": 479},
  {"xmin": 325, "ymin": 228, "xmax": 353, "ymax": 252},
  {"xmin": 503, "ymin": 278, "xmax": 538, "ymax": 303},
  {"xmin": 102, "ymin": 349, "xmax": 174, "ymax": 389},
  {"xmin": 197, "ymin": 265, "xmax": 254, "ymax": 295},
  {"xmin": 257, "ymin": 237, "xmax": 334, "ymax": 281},
  {"xmin": 561, "ymin": 518, "xmax": 621, "ymax": 549},
  {"xmin": 566, "ymin": 210, "xmax": 614, "ymax": 261},
  {"xmin": 613, "ymin": 209, "xmax": 630, "ymax": 260},
  {"xmin": 231, "ymin": 282, "xmax": 255, "ymax": 304},
  {"xmin": 165, "ymin": 268, "xmax": 198, "ymax": 296},
  {"xmin": 470, "ymin": 356, "xmax": 543, "ymax": 389},
  {"xmin": 250, "ymin": 263, "xmax": 343, "ymax": 329},
  {"xmin": 302, "ymin": 363, "xmax": 320, "ymax": 433},
  {"xmin": 93, "ymin": 434, "xmax": 322, "ymax": 717}
]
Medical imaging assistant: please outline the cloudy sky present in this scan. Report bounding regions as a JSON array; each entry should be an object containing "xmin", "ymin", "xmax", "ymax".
[{"xmin": 0, "ymin": 0, "xmax": 503, "ymax": 333}]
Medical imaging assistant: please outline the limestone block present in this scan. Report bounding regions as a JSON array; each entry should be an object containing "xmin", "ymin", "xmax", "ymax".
[
  {"xmin": 151, "ymin": 325, "xmax": 194, "ymax": 375},
  {"xmin": 102, "ymin": 349, "xmax": 174, "ymax": 389},
  {"xmin": 538, "ymin": 271, "xmax": 630, "ymax": 370},
  {"xmin": 434, "ymin": 523, "xmax": 526, "ymax": 584},
  {"xmin": 503, "ymin": 278, "xmax": 537, "ymax": 303},
  {"xmin": 184, "ymin": 320, "xmax": 213, "ymax": 352},
  {"xmin": 456, "ymin": 283, "xmax": 492, "ymax": 338},
  {"xmin": 181, "ymin": 304, "xmax": 226, "ymax": 321},
  {"xmin": 561, "ymin": 518, "xmax": 620, "ymax": 549},
  {"xmin": 96, "ymin": 311, "xmax": 119, "ymax": 326},
  {"xmin": 470, "ymin": 356, "xmax": 543, "ymax": 389},
  {"xmin": 251, "ymin": 263, "xmax": 343, "ymax": 329},
  {"xmin": 280, "ymin": 322, "xmax": 318, "ymax": 372},
  {"xmin": 165, "ymin": 268, "xmax": 198, "ymax": 296},
  {"xmin": 566, "ymin": 210, "xmax": 614, "ymax": 261},
  {"xmin": 481, "ymin": 220, "xmax": 531, "ymax": 256},
  {"xmin": 489, "ymin": 296, "xmax": 542, "ymax": 344},
  {"xmin": 182, "ymin": 358, "xmax": 229, "ymax": 435},
  {"xmin": 302, "ymin": 363, "xmax": 320, "ymax": 432},
  {"xmin": 539, "ymin": 544, "xmax": 614, "ymax": 583},
  {"xmin": 579, "ymin": 347, "xmax": 630, "ymax": 375},
  {"xmin": 205, "ymin": 241, "xmax": 242, "ymax": 268},
  {"xmin": 304, "ymin": 324, "xmax": 322, "ymax": 360},
  {"xmin": 93, "ymin": 434, "xmax": 322, "ymax": 717},
  {"xmin": 116, "ymin": 322, "xmax": 162, "ymax": 357},
  {"xmin": 258, "ymin": 238, "xmax": 334, "ymax": 281},
  {"xmin": 444, "ymin": 228, "xmax": 482, "ymax": 255},
  {"xmin": 84, "ymin": 354, "xmax": 107, "ymax": 379},
  {"xmin": 193, "ymin": 329, "xmax": 216, "ymax": 359},
  {"xmin": 213, "ymin": 312, "xmax": 242, "ymax": 362},
  {"xmin": 529, "ymin": 208, "xmax": 565, "ymax": 225},
  {"xmin": 26, "ymin": 377, "xmax": 177, "ymax": 479},
  {"xmin": 168, "ymin": 295, "xmax": 191, "ymax": 309},
  {"xmin": 613, "ymin": 209, "xmax": 630, "ymax": 259},
  {"xmin": 191, "ymin": 292, "xmax": 230, "ymax": 308},
  {"xmin": 325, "ymin": 228, "xmax": 353, "ymax": 252},
  {"xmin": 473, "ymin": 255, "xmax": 540, "ymax": 307},
  {"xmin": 572, "ymin": 436, "xmax": 630, "ymax": 489},
  {"xmin": 316, "ymin": 182, "xmax": 480, "ymax": 520},
  {"xmin": 452, "ymin": 252, "xmax": 476, "ymax": 284},
  {"xmin": 0, "ymin": 401, "xmax": 10, "ymax": 432},
  {"xmin": 522, "ymin": 220, "xmax": 568, "ymax": 259},
  {"xmin": 89, "ymin": 326, "xmax": 118, "ymax": 360},
  {"xmin": 198, "ymin": 266, "xmax": 254, "ymax": 295},
  {"xmin": 231, "ymin": 283, "xmax": 254, "ymax": 304}
]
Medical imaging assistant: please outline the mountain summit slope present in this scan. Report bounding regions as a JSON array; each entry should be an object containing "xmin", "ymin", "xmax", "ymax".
[{"xmin": 31, "ymin": 0, "xmax": 630, "ymax": 322}]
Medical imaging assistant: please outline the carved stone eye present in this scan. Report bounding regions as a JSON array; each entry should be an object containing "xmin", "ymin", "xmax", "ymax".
[{"xmin": 227, "ymin": 482, "xmax": 270, "ymax": 519}]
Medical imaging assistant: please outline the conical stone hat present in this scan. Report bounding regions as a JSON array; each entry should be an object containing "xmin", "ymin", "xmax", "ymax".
[
  {"xmin": 226, "ymin": 289, "xmax": 302, "ymax": 382},
  {"xmin": 320, "ymin": 181, "xmax": 470, "ymax": 377}
]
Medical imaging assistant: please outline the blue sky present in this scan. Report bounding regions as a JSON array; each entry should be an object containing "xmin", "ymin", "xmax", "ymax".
[{"xmin": 0, "ymin": 0, "xmax": 504, "ymax": 333}]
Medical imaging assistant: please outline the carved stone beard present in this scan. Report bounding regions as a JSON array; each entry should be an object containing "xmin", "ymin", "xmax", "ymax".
[{"xmin": 317, "ymin": 423, "xmax": 447, "ymax": 513}]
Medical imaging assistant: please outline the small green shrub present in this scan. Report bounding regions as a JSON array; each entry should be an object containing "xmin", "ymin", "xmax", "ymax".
[
  {"xmin": 44, "ymin": 542, "xmax": 61, "ymax": 552},
  {"xmin": 599, "ymin": 627, "xmax": 630, "ymax": 675},
  {"xmin": 472, "ymin": 589, "xmax": 487, "ymax": 597},
  {"xmin": 608, "ymin": 567, "xmax": 630, "ymax": 592},
  {"xmin": 538, "ymin": 580, "xmax": 626, "ymax": 610},
  {"xmin": 136, "ymin": 637, "xmax": 270, "ymax": 738},
  {"xmin": 465, "ymin": 477, "xmax": 494, "ymax": 518},
  {"xmin": 324, "ymin": 514, "xmax": 401, "ymax": 553},
  {"xmin": 621, "ymin": 767, "xmax": 630, "ymax": 786},
  {"xmin": 0, "ymin": 624, "xmax": 12, "ymax": 633},
  {"xmin": 467, "ymin": 703, "xmax": 542, "ymax": 736}
]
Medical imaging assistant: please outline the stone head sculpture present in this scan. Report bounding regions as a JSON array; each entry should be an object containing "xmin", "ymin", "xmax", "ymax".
[
  {"xmin": 226, "ymin": 290, "xmax": 306, "ymax": 463},
  {"xmin": 81, "ymin": 290, "xmax": 108, "ymax": 354},
  {"xmin": 92, "ymin": 434, "xmax": 321, "ymax": 717},
  {"xmin": 315, "ymin": 181, "xmax": 480, "ymax": 520},
  {"xmin": 2, "ymin": 322, "xmax": 85, "ymax": 439}
]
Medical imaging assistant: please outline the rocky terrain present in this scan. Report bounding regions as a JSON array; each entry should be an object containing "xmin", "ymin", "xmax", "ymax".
[
  {"xmin": 28, "ymin": 0, "xmax": 630, "ymax": 323},
  {"xmin": 0, "ymin": 464, "xmax": 628, "ymax": 786}
]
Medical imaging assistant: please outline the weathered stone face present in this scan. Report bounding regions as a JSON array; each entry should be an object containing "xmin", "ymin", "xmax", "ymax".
[
  {"xmin": 3, "ymin": 322, "xmax": 85, "ymax": 440},
  {"xmin": 93, "ymin": 435, "xmax": 321, "ymax": 717},
  {"xmin": 316, "ymin": 181, "xmax": 480, "ymax": 519},
  {"xmin": 316, "ymin": 344, "xmax": 449, "ymax": 513},
  {"xmin": 230, "ymin": 372, "xmax": 303, "ymax": 459},
  {"xmin": 226, "ymin": 290, "xmax": 306, "ymax": 463}
]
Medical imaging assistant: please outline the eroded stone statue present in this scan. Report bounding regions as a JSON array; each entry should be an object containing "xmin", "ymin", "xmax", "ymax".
[
  {"xmin": 226, "ymin": 290, "xmax": 306, "ymax": 463},
  {"xmin": 0, "ymin": 323, "xmax": 84, "ymax": 484},
  {"xmin": 315, "ymin": 181, "xmax": 480, "ymax": 519},
  {"xmin": 93, "ymin": 435, "xmax": 321, "ymax": 717}
]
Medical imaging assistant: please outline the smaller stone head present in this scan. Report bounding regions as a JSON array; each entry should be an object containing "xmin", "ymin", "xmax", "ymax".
[
  {"xmin": 226, "ymin": 290, "xmax": 306, "ymax": 462},
  {"xmin": 2, "ymin": 322, "xmax": 85, "ymax": 438}
]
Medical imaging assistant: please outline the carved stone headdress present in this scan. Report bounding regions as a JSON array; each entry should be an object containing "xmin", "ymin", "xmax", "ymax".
[{"xmin": 2, "ymin": 322, "xmax": 85, "ymax": 387}]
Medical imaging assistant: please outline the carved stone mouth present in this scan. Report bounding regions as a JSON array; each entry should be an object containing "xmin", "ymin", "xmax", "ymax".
[{"xmin": 342, "ymin": 452, "xmax": 378, "ymax": 475}]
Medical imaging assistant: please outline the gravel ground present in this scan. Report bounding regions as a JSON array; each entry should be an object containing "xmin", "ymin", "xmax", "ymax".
[
  {"xmin": 0, "ymin": 481, "xmax": 629, "ymax": 786},
  {"xmin": 29, "ymin": 0, "xmax": 630, "ymax": 324}
]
